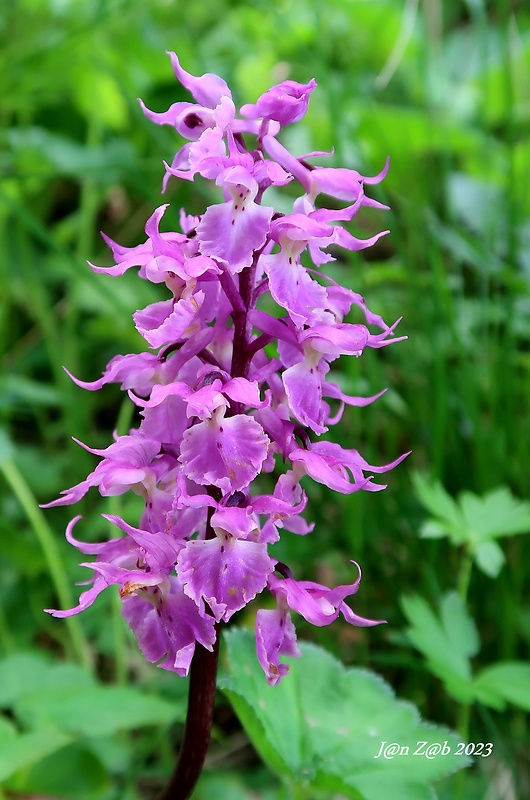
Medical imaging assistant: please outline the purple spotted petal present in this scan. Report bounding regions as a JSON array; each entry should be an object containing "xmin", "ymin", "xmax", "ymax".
[
  {"xmin": 177, "ymin": 535, "xmax": 273, "ymax": 621},
  {"xmin": 196, "ymin": 167, "xmax": 273, "ymax": 273},
  {"xmin": 179, "ymin": 412, "xmax": 269, "ymax": 493}
]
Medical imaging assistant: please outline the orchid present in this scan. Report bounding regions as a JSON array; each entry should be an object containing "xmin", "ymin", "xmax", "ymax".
[{"xmin": 45, "ymin": 53, "xmax": 407, "ymax": 800}]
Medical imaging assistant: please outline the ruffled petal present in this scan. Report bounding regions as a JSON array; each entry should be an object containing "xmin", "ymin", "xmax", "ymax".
[
  {"xmin": 179, "ymin": 412, "xmax": 269, "ymax": 493},
  {"xmin": 177, "ymin": 535, "xmax": 273, "ymax": 621}
]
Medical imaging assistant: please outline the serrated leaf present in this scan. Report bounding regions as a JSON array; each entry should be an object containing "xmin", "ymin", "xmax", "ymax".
[
  {"xmin": 460, "ymin": 487, "xmax": 530, "ymax": 541},
  {"xmin": 440, "ymin": 592, "xmax": 480, "ymax": 660},
  {"xmin": 473, "ymin": 540, "xmax": 505, "ymax": 578},
  {"xmin": 221, "ymin": 629, "xmax": 469, "ymax": 800},
  {"xmin": 16, "ymin": 685, "xmax": 184, "ymax": 738},
  {"xmin": 474, "ymin": 663, "xmax": 530, "ymax": 712},
  {"xmin": 400, "ymin": 595, "xmax": 474, "ymax": 695},
  {"xmin": 412, "ymin": 473, "xmax": 466, "ymax": 543},
  {"xmin": 414, "ymin": 477, "xmax": 530, "ymax": 571},
  {"xmin": 225, "ymin": 691, "xmax": 292, "ymax": 779}
]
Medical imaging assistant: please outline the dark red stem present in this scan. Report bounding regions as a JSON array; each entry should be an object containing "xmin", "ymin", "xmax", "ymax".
[
  {"xmin": 157, "ymin": 628, "xmax": 220, "ymax": 800},
  {"xmin": 158, "ymin": 508, "xmax": 220, "ymax": 800}
]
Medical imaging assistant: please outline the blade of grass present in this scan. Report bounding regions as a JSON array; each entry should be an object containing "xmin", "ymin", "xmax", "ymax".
[{"xmin": 0, "ymin": 458, "xmax": 92, "ymax": 671}]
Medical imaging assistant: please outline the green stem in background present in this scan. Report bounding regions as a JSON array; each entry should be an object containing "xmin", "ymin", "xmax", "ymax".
[
  {"xmin": 111, "ymin": 591, "xmax": 128, "ymax": 686},
  {"xmin": 456, "ymin": 549, "xmax": 473, "ymax": 603},
  {"xmin": 0, "ymin": 603, "xmax": 15, "ymax": 654},
  {"xmin": 287, "ymin": 780, "xmax": 307, "ymax": 800},
  {"xmin": 455, "ymin": 701, "xmax": 471, "ymax": 800},
  {"xmin": 76, "ymin": 112, "xmax": 105, "ymax": 262},
  {"xmin": 0, "ymin": 458, "xmax": 92, "ymax": 671},
  {"xmin": 63, "ymin": 111, "xmax": 105, "ymax": 385}
]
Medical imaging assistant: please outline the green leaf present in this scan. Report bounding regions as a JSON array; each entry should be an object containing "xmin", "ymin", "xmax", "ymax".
[
  {"xmin": 413, "ymin": 476, "xmax": 530, "ymax": 577},
  {"xmin": 460, "ymin": 488, "xmax": 530, "ymax": 541},
  {"xmin": 7, "ymin": 127, "xmax": 135, "ymax": 182},
  {"xmin": 400, "ymin": 595, "xmax": 475, "ymax": 700},
  {"xmin": 6, "ymin": 742, "xmax": 111, "ymax": 800},
  {"xmin": 74, "ymin": 68, "xmax": 129, "ymax": 131},
  {"xmin": 0, "ymin": 375, "xmax": 61, "ymax": 410},
  {"xmin": 0, "ymin": 428, "xmax": 15, "ymax": 464},
  {"xmin": 0, "ymin": 652, "xmax": 94, "ymax": 707},
  {"xmin": 474, "ymin": 663, "xmax": 530, "ymax": 712},
  {"xmin": 412, "ymin": 473, "xmax": 466, "ymax": 544},
  {"xmin": 474, "ymin": 540, "xmax": 505, "ymax": 578},
  {"xmin": 195, "ymin": 769, "xmax": 280, "ymax": 800},
  {"xmin": 221, "ymin": 629, "xmax": 469, "ymax": 800},
  {"xmin": 440, "ymin": 592, "xmax": 480, "ymax": 660},
  {"xmin": 0, "ymin": 728, "xmax": 72, "ymax": 782},
  {"xmin": 419, "ymin": 520, "xmax": 447, "ymax": 539},
  {"xmin": 0, "ymin": 716, "xmax": 17, "ymax": 742},
  {"xmin": 15, "ymin": 685, "xmax": 184, "ymax": 738}
]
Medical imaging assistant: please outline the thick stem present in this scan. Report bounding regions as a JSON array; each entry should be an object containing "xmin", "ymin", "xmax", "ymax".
[{"xmin": 158, "ymin": 628, "xmax": 221, "ymax": 800}]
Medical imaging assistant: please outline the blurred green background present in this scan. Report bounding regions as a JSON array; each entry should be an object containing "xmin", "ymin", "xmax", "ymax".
[{"xmin": 1, "ymin": 0, "xmax": 529, "ymax": 798}]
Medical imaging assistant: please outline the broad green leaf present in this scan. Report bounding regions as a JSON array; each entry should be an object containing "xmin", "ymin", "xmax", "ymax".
[
  {"xmin": 440, "ymin": 592, "xmax": 479, "ymax": 660},
  {"xmin": 15, "ymin": 685, "xmax": 184, "ymax": 738},
  {"xmin": 0, "ymin": 716, "xmax": 17, "ymax": 742},
  {"xmin": 0, "ymin": 728, "xmax": 72, "ymax": 782},
  {"xmin": 221, "ymin": 629, "xmax": 469, "ymax": 800},
  {"xmin": 474, "ymin": 663, "xmax": 530, "ymax": 712},
  {"xmin": 195, "ymin": 769, "xmax": 281, "ymax": 800},
  {"xmin": 6, "ymin": 742, "xmax": 111, "ymax": 800}
]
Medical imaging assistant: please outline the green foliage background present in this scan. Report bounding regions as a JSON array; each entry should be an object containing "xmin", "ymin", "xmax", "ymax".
[{"xmin": 1, "ymin": 0, "xmax": 529, "ymax": 797}]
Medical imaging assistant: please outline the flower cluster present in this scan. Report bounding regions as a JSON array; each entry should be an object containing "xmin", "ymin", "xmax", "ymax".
[{"xmin": 45, "ymin": 54, "xmax": 407, "ymax": 685}]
